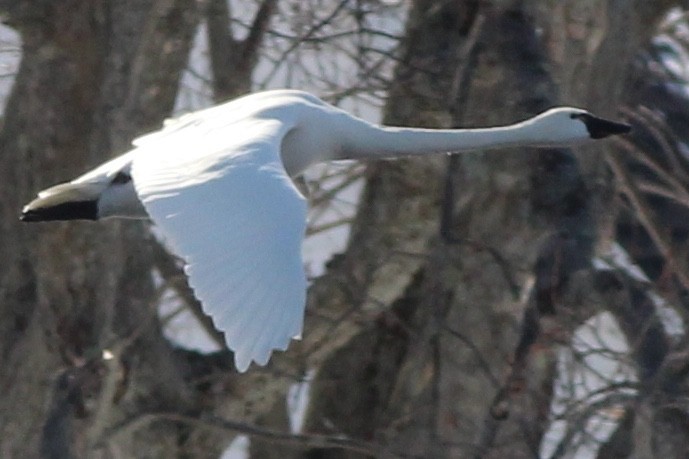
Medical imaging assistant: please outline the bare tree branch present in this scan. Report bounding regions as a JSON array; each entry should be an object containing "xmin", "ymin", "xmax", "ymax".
[
  {"xmin": 206, "ymin": 0, "xmax": 278, "ymax": 100},
  {"xmin": 148, "ymin": 235, "xmax": 227, "ymax": 348},
  {"xmin": 106, "ymin": 412, "xmax": 419, "ymax": 458},
  {"xmin": 607, "ymin": 146, "xmax": 689, "ymax": 291}
]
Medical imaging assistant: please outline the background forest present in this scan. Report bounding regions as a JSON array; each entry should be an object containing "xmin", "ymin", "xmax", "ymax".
[{"xmin": 1, "ymin": 0, "xmax": 689, "ymax": 458}]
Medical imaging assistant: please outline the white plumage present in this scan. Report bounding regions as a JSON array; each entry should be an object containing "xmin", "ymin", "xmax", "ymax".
[{"xmin": 22, "ymin": 90, "xmax": 631, "ymax": 371}]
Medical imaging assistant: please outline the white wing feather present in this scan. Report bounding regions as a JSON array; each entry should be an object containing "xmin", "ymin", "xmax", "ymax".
[{"xmin": 130, "ymin": 116, "xmax": 308, "ymax": 372}]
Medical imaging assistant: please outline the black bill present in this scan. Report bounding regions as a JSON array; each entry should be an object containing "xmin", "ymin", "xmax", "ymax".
[{"xmin": 578, "ymin": 113, "xmax": 632, "ymax": 139}]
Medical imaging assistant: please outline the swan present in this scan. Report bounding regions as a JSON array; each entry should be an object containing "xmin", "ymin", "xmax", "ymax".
[{"xmin": 21, "ymin": 89, "xmax": 630, "ymax": 371}]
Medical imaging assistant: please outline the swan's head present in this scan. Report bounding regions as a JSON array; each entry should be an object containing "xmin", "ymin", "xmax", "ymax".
[{"xmin": 528, "ymin": 107, "xmax": 631, "ymax": 145}]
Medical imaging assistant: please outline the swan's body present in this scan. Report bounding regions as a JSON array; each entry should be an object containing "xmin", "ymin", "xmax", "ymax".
[{"xmin": 21, "ymin": 90, "xmax": 630, "ymax": 371}]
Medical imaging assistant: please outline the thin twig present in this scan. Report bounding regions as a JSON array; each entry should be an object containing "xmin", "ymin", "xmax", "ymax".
[
  {"xmin": 613, "ymin": 136, "xmax": 689, "ymax": 205},
  {"xmin": 262, "ymin": 0, "xmax": 351, "ymax": 83},
  {"xmin": 105, "ymin": 412, "xmax": 417, "ymax": 458},
  {"xmin": 148, "ymin": 235, "xmax": 227, "ymax": 348},
  {"xmin": 444, "ymin": 326, "xmax": 501, "ymax": 387},
  {"xmin": 607, "ymin": 148, "xmax": 689, "ymax": 291}
]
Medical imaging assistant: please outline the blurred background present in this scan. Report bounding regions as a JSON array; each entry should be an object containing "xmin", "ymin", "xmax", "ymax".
[{"xmin": 1, "ymin": 0, "xmax": 689, "ymax": 458}]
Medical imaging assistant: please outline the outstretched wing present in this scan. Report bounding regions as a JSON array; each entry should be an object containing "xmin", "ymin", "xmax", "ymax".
[{"xmin": 131, "ymin": 116, "xmax": 308, "ymax": 372}]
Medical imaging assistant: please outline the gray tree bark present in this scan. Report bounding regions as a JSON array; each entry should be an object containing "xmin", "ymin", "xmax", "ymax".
[
  {"xmin": 0, "ymin": 1, "xmax": 201, "ymax": 457},
  {"xmin": 294, "ymin": 1, "xmax": 689, "ymax": 458}
]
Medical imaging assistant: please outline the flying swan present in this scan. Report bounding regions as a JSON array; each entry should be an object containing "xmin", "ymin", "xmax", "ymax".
[{"xmin": 21, "ymin": 89, "xmax": 631, "ymax": 372}]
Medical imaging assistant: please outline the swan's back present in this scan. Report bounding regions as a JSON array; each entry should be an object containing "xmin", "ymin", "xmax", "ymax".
[
  {"xmin": 133, "ymin": 90, "xmax": 346, "ymax": 176},
  {"xmin": 134, "ymin": 90, "xmax": 328, "ymax": 146}
]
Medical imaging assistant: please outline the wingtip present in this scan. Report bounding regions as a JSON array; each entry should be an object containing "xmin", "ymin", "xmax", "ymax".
[{"xmin": 234, "ymin": 354, "xmax": 251, "ymax": 373}]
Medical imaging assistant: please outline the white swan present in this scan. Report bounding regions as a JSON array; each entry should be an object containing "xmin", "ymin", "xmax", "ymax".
[{"xmin": 21, "ymin": 89, "xmax": 630, "ymax": 371}]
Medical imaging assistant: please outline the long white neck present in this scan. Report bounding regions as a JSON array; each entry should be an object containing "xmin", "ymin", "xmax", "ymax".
[{"xmin": 336, "ymin": 118, "xmax": 546, "ymax": 161}]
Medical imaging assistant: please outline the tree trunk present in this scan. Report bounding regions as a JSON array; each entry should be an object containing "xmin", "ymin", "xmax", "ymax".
[
  {"xmin": 0, "ymin": 1, "xmax": 200, "ymax": 457},
  {"xmin": 296, "ymin": 1, "xmax": 685, "ymax": 458}
]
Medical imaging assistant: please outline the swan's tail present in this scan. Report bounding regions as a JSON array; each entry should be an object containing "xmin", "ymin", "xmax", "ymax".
[{"xmin": 21, "ymin": 182, "xmax": 100, "ymax": 222}]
